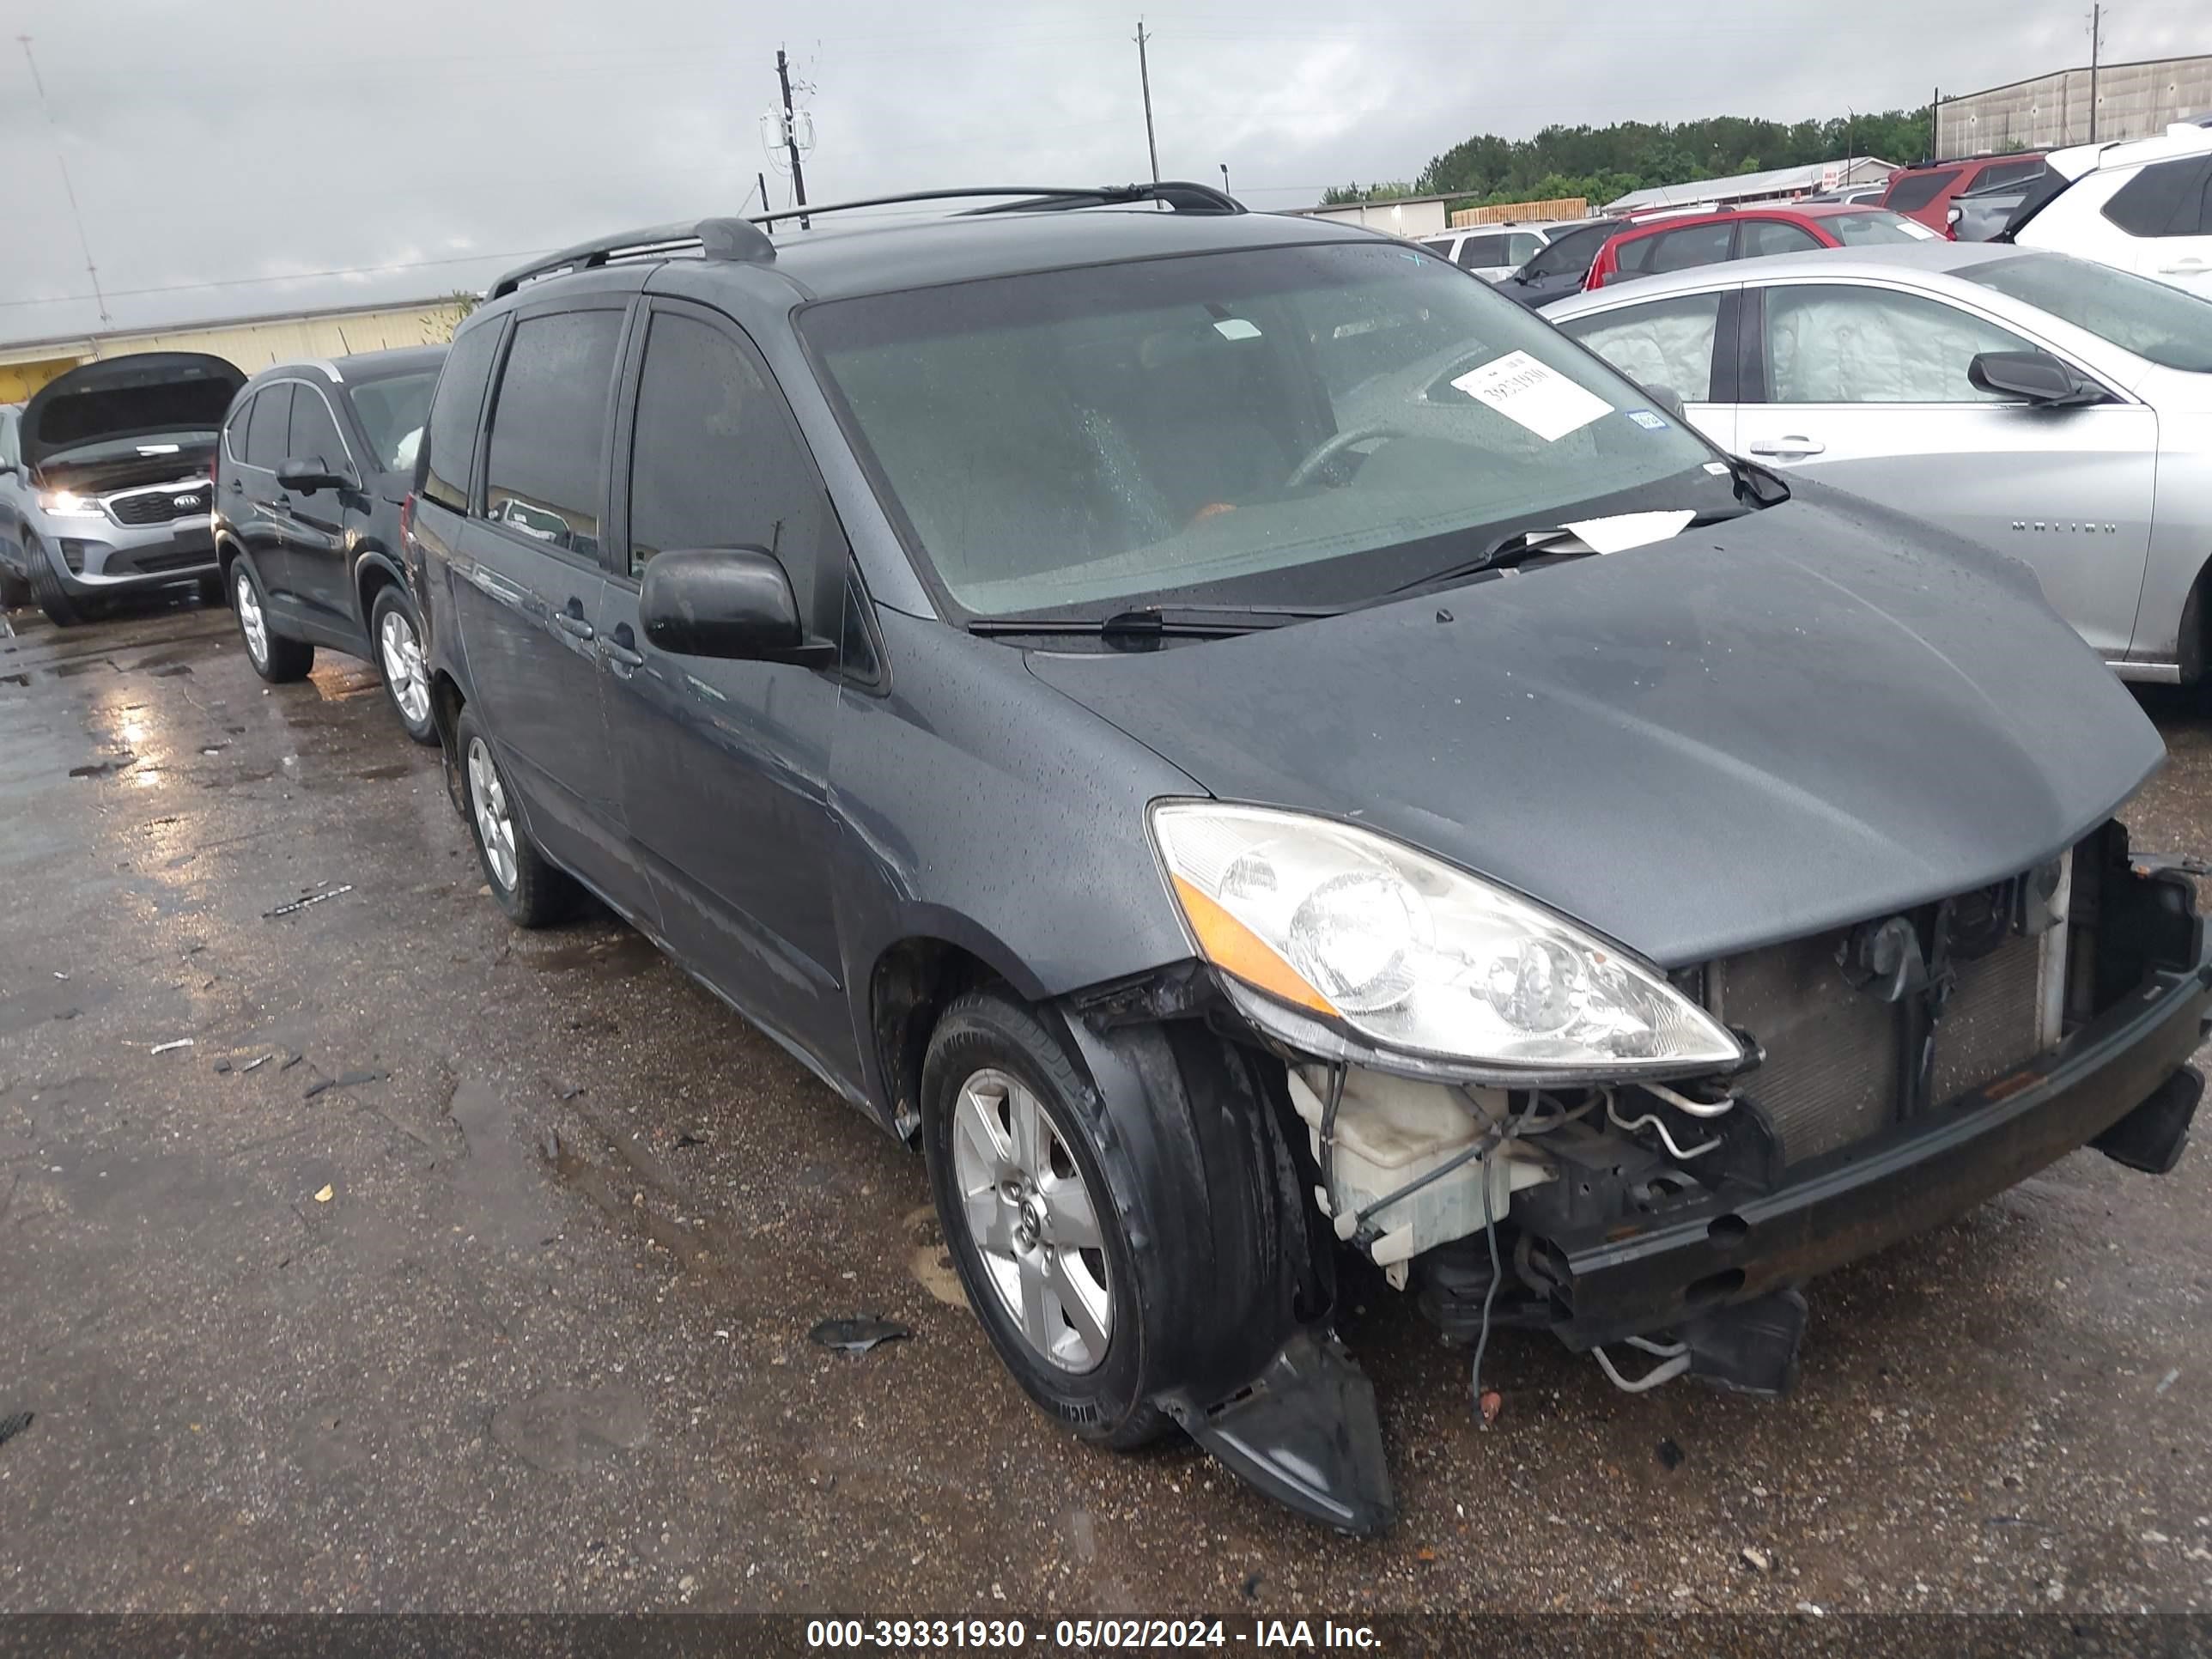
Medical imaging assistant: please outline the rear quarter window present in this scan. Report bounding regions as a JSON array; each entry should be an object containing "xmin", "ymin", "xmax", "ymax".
[
  {"xmin": 2103, "ymin": 155, "xmax": 2212, "ymax": 238},
  {"xmin": 418, "ymin": 322, "xmax": 503, "ymax": 513},
  {"xmin": 1884, "ymin": 168, "xmax": 1961, "ymax": 211}
]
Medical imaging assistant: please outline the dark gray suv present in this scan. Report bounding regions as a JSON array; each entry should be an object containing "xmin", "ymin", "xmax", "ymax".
[{"xmin": 406, "ymin": 186, "xmax": 2209, "ymax": 1534}]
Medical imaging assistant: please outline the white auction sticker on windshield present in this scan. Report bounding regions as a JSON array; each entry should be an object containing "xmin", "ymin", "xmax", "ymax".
[{"xmin": 1450, "ymin": 350, "xmax": 1613, "ymax": 441}]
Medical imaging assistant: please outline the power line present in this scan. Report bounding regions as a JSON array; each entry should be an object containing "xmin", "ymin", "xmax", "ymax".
[
  {"xmin": 17, "ymin": 35, "xmax": 109, "ymax": 326},
  {"xmin": 0, "ymin": 246, "xmax": 556, "ymax": 313}
]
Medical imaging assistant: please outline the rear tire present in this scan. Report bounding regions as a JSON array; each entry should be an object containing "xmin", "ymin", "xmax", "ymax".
[
  {"xmin": 26, "ymin": 538, "xmax": 81, "ymax": 627},
  {"xmin": 232, "ymin": 559, "xmax": 313, "ymax": 683},
  {"xmin": 370, "ymin": 586, "xmax": 439, "ymax": 745},
  {"xmin": 455, "ymin": 706, "xmax": 576, "ymax": 927}
]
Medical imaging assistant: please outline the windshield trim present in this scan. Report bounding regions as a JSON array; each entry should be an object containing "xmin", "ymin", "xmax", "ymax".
[{"xmin": 793, "ymin": 242, "xmax": 1738, "ymax": 630}]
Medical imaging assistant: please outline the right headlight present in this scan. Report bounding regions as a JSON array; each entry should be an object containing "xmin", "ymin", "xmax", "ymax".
[{"xmin": 1150, "ymin": 801, "xmax": 1743, "ymax": 1078}]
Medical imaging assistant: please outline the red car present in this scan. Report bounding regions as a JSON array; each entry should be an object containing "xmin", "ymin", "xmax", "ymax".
[
  {"xmin": 1879, "ymin": 152, "xmax": 2048, "ymax": 233},
  {"xmin": 1583, "ymin": 203, "xmax": 1937, "ymax": 291}
]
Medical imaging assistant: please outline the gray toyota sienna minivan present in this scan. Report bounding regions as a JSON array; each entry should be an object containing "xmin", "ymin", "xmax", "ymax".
[{"xmin": 402, "ymin": 186, "xmax": 2209, "ymax": 1534}]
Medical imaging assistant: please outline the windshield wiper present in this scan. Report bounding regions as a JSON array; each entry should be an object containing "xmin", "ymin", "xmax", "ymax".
[
  {"xmin": 1382, "ymin": 524, "xmax": 1600, "ymax": 598},
  {"xmin": 968, "ymin": 604, "xmax": 1340, "ymax": 639}
]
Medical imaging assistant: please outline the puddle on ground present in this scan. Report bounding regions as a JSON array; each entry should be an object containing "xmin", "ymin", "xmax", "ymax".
[
  {"xmin": 489, "ymin": 1382, "xmax": 649, "ymax": 1473},
  {"xmin": 446, "ymin": 1079, "xmax": 556, "ymax": 1254}
]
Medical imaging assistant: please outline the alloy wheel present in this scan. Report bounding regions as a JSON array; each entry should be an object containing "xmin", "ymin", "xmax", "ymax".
[
  {"xmin": 234, "ymin": 570, "xmax": 267, "ymax": 666},
  {"xmin": 466, "ymin": 736, "xmax": 519, "ymax": 890},
  {"xmin": 379, "ymin": 608, "xmax": 431, "ymax": 726},
  {"xmin": 948, "ymin": 1066, "xmax": 1114, "ymax": 1373}
]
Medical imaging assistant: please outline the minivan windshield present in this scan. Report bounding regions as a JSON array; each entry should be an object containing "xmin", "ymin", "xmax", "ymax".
[
  {"xmin": 803, "ymin": 241, "xmax": 1729, "ymax": 619},
  {"xmin": 1959, "ymin": 252, "xmax": 2212, "ymax": 373}
]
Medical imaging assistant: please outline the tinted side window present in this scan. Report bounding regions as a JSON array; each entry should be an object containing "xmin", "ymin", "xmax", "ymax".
[
  {"xmin": 625, "ymin": 311, "xmax": 831, "ymax": 617},
  {"xmin": 1885, "ymin": 168, "xmax": 1960, "ymax": 211},
  {"xmin": 1978, "ymin": 157, "xmax": 2047, "ymax": 192},
  {"xmin": 287, "ymin": 388, "xmax": 347, "ymax": 471},
  {"xmin": 245, "ymin": 384, "xmax": 293, "ymax": 468},
  {"xmin": 483, "ymin": 310, "xmax": 624, "ymax": 561},
  {"xmin": 1649, "ymin": 222, "xmax": 1734, "ymax": 273},
  {"xmin": 419, "ymin": 321, "xmax": 503, "ymax": 514},
  {"xmin": 223, "ymin": 394, "xmax": 253, "ymax": 464},
  {"xmin": 1765, "ymin": 284, "xmax": 2034, "ymax": 403},
  {"xmin": 1506, "ymin": 233, "xmax": 1542, "ymax": 265},
  {"xmin": 2103, "ymin": 155, "xmax": 2212, "ymax": 237},
  {"xmin": 1558, "ymin": 292, "xmax": 1726, "ymax": 406},
  {"xmin": 1528, "ymin": 223, "xmax": 1611, "ymax": 277},
  {"xmin": 1741, "ymin": 220, "xmax": 1824, "ymax": 257},
  {"xmin": 1612, "ymin": 232, "xmax": 1660, "ymax": 275},
  {"xmin": 1455, "ymin": 234, "xmax": 1509, "ymax": 269}
]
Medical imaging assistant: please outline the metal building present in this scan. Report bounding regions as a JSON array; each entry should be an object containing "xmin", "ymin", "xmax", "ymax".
[
  {"xmin": 1939, "ymin": 53, "xmax": 2212, "ymax": 156},
  {"xmin": 0, "ymin": 295, "xmax": 469, "ymax": 405}
]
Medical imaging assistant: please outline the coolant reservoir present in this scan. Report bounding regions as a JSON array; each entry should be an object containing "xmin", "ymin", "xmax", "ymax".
[{"xmin": 1287, "ymin": 1066, "xmax": 1550, "ymax": 1275}]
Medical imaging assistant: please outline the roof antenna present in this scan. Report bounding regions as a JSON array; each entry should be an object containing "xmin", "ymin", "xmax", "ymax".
[{"xmin": 17, "ymin": 35, "xmax": 110, "ymax": 326}]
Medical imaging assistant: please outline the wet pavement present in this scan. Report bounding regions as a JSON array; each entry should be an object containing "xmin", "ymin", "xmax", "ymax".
[{"xmin": 2, "ymin": 592, "xmax": 2209, "ymax": 1617}]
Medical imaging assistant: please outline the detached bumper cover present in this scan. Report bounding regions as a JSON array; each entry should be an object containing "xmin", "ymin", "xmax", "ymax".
[{"xmin": 1542, "ymin": 950, "xmax": 2212, "ymax": 1351}]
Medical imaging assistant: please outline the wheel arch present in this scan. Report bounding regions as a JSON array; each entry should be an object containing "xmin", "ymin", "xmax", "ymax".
[{"xmin": 353, "ymin": 548, "xmax": 409, "ymax": 630}]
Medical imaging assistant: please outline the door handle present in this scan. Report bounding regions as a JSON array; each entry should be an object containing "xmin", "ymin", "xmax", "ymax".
[
  {"xmin": 1746, "ymin": 436, "xmax": 1826, "ymax": 459},
  {"xmin": 2158, "ymin": 259, "xmax": 2207, "ymax": 273},
  {"xmin": 228, "ymin": 478, "xmax": 244, "ymax": 493},
  {"xmin": 599, "ymin": 622, "xmax": 644, "ymax": 675},
  {"xmin": 554, "ymin": 611, "xmax": 595, "ymax": 641}
]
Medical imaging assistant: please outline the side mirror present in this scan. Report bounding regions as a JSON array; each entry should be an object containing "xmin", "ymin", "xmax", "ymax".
[
  {"xmin": 276, "ymin": 455, "xmax": 352, "ymax": 494},
  {"xmin": 1968, "ymin": 349, "xmax": 2102, "ymax": 407},
  {"xmin": 639, "ymin": 547, "xmax": 837, "ymax": 666}
]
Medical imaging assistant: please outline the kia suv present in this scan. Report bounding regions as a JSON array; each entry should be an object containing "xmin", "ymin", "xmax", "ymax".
[{"xmin": 0, "ymin": 353, "xmax": 242, "ymax": 625}]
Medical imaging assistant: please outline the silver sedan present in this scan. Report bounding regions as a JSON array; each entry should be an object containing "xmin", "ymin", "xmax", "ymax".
[{"xmin": 1546, "ymin": 242, "xmax": 2212, "ymax": 684}]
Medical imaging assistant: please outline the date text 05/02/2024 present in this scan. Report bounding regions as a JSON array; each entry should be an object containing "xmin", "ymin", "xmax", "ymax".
[{"xmin": 803, "ymin": 1618, "xmax": 1382, "ymax": 1650}]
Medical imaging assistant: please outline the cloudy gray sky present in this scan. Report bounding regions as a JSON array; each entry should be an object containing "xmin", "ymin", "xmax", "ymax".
[{"xmin": 2, "ymin": 0, "xmax": 2205, "ymax": 344}]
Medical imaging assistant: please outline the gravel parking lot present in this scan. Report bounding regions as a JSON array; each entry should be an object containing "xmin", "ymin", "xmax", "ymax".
[{"xmin": 3, "ymin": 592, "xmax": 2210, "ymax": 1617}]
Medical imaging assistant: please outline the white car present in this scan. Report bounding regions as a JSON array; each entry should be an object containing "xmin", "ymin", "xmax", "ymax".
[
  {"xmin": 1416, "ymin": 224, "xmax": 1558, "ymax": 282},
  {"xmin": 1546, "ymin": 242, "xmax": 2212, "ymax": 683},
  {"xmin": 2011, "ymin": 122, "xmax": 2212, "ymax": 298}
]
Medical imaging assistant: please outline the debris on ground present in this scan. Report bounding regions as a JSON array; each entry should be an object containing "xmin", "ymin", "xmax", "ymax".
[
  {"xmin": 0, "ymin": 1411, "xmax": 33, "ymax": 1450},
  {"xmin": 555, "ymin": 1080, "xmax": 585, "ymax": 1100},
  {"xmin": 263, "ymin": 884, "xmax": 356, "ymax": 919},
  {"xmin": 149, "ymin": 1038, "xmax": 193, "ymax": 1054},
  {"xmin": 334, "ymin": 1070, "xmax": 384, "ymax": 1088},
  {"xmin": 2157, "ymin": 1368, "xmax": 2180, "ymax": 1395},
  {"xmin": 809, "ymin": 1316, "xmax": 914, "ymax": 1356},
  {"xmin": 241, "ymin": 1055, "xmax": 270, "ymax": 1073},
  {"xmin": 68, "ymin": 756, "xmax": 135, "ymax": 779},
  {"xmin": 213, "ymin": 1059, "xmax": 232, "ymax": 1074},
  {"xmin": 1656, "ymin": 1437, "xmax": 1686, "ymax": 1471},
  {"xmin": 304, "ymin": 1079, "xmax": 333, "ymax": 1100},
  {"xmin": 1742, "ymin": 1547, "xmax": 1773, "ymax": 1574},
  {"xmin": 674, "ymin": 1133, "xmax": 707, "ymax": 1150},
  {"xmin": 1478, "ymin": 1389, "xmax": 1503, "ymax": 1426},
  {"xmin": 52, "ymin": 1008, "xmax": 80, "ymax": 1022},
  {"xmin": 313, "ymin": 1185, "xmax": 335, "ymax": 1204},
  {"xmin": 279, "ymin": 1054, "xmax": 303, "ymax": 1072}
]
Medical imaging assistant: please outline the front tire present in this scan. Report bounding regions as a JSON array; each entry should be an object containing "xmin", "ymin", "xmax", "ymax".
[
  {"xmin": 232, "ymin": 559, "xmax": 313, "ymax": 683},
  {"xmin": 922, "ymin": 990, "xmax": 1170, "ymax": 1450},
  {"xmin": 26, "ymin": 537, "xmax": 81, "ymax": 627},
  {"xmin": 454, "ymin": 706, "xmax": 576, "ymax": 927},
  {"xmin": 370, "ymin": 586, "xmax": 438, "ymax": 745}
]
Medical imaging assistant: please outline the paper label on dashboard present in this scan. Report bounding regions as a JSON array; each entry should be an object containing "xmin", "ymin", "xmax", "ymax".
[{"xmin": 1449, "ymin": 350, "xmax": 1613, "ymax": 441}]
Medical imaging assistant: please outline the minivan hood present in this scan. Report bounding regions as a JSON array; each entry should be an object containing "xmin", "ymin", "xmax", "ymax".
[
  {"xmin": 1027, "ymin": 490, "xmax": 2163, "ymax": 966},
  {"xmin": 21, "ymin": 352, "xmax": 245, "ymax": 471}
]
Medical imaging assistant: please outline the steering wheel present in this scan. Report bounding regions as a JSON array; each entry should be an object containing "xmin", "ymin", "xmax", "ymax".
[{"xmin": 1285, "ymin": 424, "xmax": 1409, "ymax": 489}]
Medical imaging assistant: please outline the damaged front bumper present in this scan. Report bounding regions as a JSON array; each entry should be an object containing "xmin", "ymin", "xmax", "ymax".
[{"xmin": 1540, "ymin": 946, "xmax": 2209, "ymax": 1352}]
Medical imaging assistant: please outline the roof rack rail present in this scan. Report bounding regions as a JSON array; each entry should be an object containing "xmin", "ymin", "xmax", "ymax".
[
  {"xmin": 489, "ymin": 216, "xmax": 775, "ymax": 300},
  {"xmin": 745, "ymin": 181, "xmax": 1244, "ymax": 227}
]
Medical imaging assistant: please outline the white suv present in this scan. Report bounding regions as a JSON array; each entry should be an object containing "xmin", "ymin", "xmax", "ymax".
[
  {"xmin": 2012, "ymin": 122, "xmax": 2212, "ymax": 299},
  {"xmin": 1414, "ymin": 224, "xmax": 1557, "ymax": 281}
]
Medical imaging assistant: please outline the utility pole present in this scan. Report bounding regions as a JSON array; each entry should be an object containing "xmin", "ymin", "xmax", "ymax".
[
  {"xmin": 17, "ymin": 35, "xmax": 109, "ymax": 326},
  {"xmin": 2087, "ymin": 4, "xmax": 2103, "ymax": 142},
  {"xmin": 1931, "ymin": 85, "xmax": 1940, "ymax": 161},
  {"xmin": 757, "ymin": 172, "xmax": 769, "ymax": 218},
  {"xmin": 1219, "ymin": 162, "xmax": 1230, "ymax": 196},
  {"xmin": 776, "ymin": 47, "xmax": 810, "ymax": 229},
  {"xmin": 1133, "ymin": 19, "xmax": 1159, "ymax": 185}
]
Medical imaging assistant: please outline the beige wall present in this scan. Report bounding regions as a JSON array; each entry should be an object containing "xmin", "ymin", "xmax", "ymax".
[
  {"xmin": 0, "ymin": 300, "xmax": 468, "ymax": 404},
  {"xmin": 1941, "ymin": 55, "xmax": 2212, "ymax": 155},
  {"xmin": 1300, "ymin": 198, "xmax": 1453, "ymax": 237}
]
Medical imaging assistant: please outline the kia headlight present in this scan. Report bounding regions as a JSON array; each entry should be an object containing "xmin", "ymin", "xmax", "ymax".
[
  {"xmin": 1151, "ymin": 802, "xmax": 1743, "ymax": 1076},
  {"xmin": 37, "ymin": 489, "xmax": 104, "ymax": 518}
]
